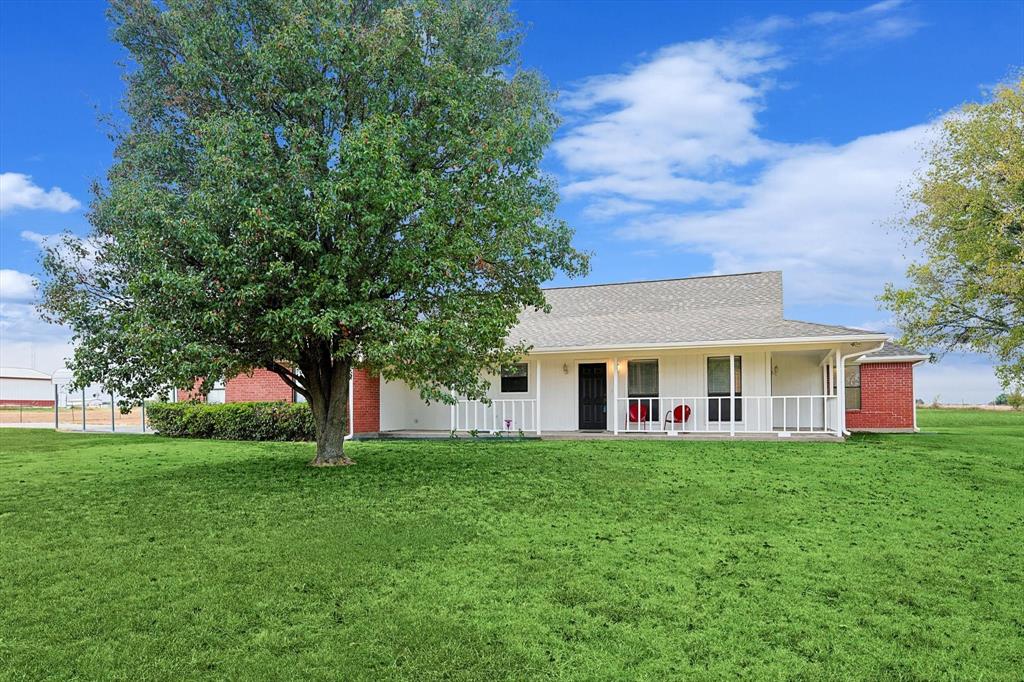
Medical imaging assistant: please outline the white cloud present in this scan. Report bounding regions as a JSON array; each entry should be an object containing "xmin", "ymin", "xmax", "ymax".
[
  {"xmin": 0, "ymin": 269, "xmax": 37, "ymax": 302},
  {"xmin": 0, "ymin": 290, "xmax": 73, "ymax": 376},
  {"xmin": 0, "ymin": 334, "xmax": 73, "ymax": 376},
  {"xmin": 564, "ymin": 175, "xmax": 748, "ymax": 204},
  {"xmin": 0, "ymin": 172, "xmax": 81, "ymax": 213},
  {"xmin": 741, "ymin": 0, "xmax": 924, "ymax": 48},
  {"xmin": 555, "ymin": 41, "xmax": 788, "ymax": 205},
  {"xmin": 621, "ymin": 124, "xmax": 933, "ymax": 306},
  {"xmin": 19, "ymin": 230, "xmax": 51, "ymax": 247},
  {"xmin": 582, "ymin": 197, "xmax": 656, "ymax": 222}
]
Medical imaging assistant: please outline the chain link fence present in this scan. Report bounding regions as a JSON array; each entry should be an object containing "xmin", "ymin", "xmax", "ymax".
[{"xmin": 0, "ymin": 383, "xmax": 155, "ymax": 433}]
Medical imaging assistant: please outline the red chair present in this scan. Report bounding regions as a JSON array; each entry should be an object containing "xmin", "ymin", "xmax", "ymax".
[
  {"xmin": 627, "ymin": 402, "xmax": 649, "ymax": 430},
  {"xmin": 663, "ymin": 404, "xmax": 692, "ymax": 432}
]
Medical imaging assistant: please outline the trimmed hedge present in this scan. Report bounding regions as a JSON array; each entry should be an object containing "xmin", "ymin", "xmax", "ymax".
[{"xmin": 147, "ymin": 401, "xmax": 315, "ymax": 441}]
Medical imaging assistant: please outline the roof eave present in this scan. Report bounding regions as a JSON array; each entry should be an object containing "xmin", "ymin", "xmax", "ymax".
[
  {"xmin": 524, "ymin": 333, "xmax": 891, "ymax": 355},
  {"xmin": 856, "ymin": 354, "xmax": 931, "ymax": 364}
]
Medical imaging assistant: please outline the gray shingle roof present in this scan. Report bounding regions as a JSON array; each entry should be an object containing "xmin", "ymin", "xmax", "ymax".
[
  {"xmin": 857, "ymin": 341, "xmax": 929, "ymax": 362},
  {"xmin": 511, "ymin": 271, "xmax": 886, "ymax": 351}
]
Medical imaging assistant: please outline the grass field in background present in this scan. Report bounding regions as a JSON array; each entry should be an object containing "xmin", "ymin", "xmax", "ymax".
[{"xmin": 1, "ymin": 408, "xmax": 1021, "ymax": 679}]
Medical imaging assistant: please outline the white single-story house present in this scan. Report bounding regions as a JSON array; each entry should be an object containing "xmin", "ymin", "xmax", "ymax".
[{"xmin": 199, "ymin": 271, "xmax": 929, "ymax": 438}]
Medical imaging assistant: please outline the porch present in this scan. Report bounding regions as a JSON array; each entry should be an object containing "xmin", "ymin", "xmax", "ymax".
[
  {"xmin": 378, "ymin": 428, "xmax": 843, "ymax": 442},
  {"xmin": 379, "ymin": 342, "xmax": 867, "ymax": 439}
]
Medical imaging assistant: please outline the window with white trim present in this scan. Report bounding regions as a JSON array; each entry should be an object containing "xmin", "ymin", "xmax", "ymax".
[
  {"xmin": 707, "ymin": 356, "xmax": 742, "ymax": 421},
  {"xmin": 845, "ymin": 364, "xmax": 861, "ymax": 410},
  {"xmin": 501, "ymin": 363, "xmax": 529, "ymax": 393},
  {"xmin": 627, "ymin": 359, "xmax": 659, "ymax": 416}
]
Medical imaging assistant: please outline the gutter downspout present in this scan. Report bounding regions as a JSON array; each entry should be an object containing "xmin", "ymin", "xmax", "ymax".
[
  {"xmin": 840, "ymin": 342, "xmax": 886, "ymax": 436},
  {"xmin": 911, "ymin": 359, "xmax": 927, "ymax": 432},
  {"xmin": 345, "ymin": 373, "xmax": 354, "ymax": 441}
]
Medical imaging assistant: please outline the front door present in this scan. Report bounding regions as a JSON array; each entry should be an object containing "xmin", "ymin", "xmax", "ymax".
[{"xmin": 578, "ymin": 363, "xmax": 607, "ymax": 430}]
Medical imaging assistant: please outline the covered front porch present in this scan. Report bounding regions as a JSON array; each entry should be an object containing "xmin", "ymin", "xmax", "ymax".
[{"xmin": 380, "ymin": 341, "xmax": 876, "ymax": 439}]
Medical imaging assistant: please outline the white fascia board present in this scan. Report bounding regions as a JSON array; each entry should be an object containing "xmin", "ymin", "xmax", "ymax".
[
  {"xmin": 855, "ymin": 355, "xmax": 931, "ymax": 364},
  {"xmin": 525, "ymin": 334, "xmax": 890, "ymax": 355}
]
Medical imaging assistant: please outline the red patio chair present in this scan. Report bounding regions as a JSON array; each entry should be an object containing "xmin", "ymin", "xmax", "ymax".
[
  {"xmin": 627, "ymin": 402, "xmax": 649, "ymax": 430},
  {"xmin": 663, "ymin": 404, "xmax": 692, "ymax": 432}
]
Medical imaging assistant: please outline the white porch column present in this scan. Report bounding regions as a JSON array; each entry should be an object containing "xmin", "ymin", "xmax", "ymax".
[
  {"xmin": 729, "ymin": 353, "xmax": 736, "ymax": 437},
  {"xmin": 535, "ymin": 360, "xmax": 542, "ymax": 436},
  {"xmin": 835, "ymin": 347, "xmax": 845, "ymax": 437},
  {"xmin": 612, "ymin": 357, "xmax": 619, "ymax": 435}
]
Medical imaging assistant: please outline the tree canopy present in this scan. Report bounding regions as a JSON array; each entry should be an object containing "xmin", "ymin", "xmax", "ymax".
[
  {"xmin": 881, "ymin": 77, "xmax": 1024, "ymax": 393},
  {"xmin": 38, "ymin": 0, "xmax": 588, "ymax": 464}
]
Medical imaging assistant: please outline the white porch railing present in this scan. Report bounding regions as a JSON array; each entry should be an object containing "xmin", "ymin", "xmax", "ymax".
[
  {"xmin": 451, "ymin": 399, "xmax": 538, "ymax": 434},
  {"xmin": 615, "ymin": 395, "xmax": 839, "ymax": 435}
]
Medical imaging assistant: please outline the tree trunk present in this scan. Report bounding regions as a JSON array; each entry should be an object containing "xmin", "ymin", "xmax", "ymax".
[{"xmin": 308, "ymin": 360, "xmax": 354, "ymax": 467}]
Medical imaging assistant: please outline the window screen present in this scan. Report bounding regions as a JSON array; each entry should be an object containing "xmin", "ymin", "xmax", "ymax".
[
  {"xmin": 845, "ymin": 364, "xmax": 861, "ymax": 410},
  {"xmin": 707, "ymin": 357, "xmax": 742, "ymax": 395},
  {"xmin": 627, "ymin": 360, "xmax": 659, "ymax": 397},
  {"xmin": 501, "ymin": 363, "xmax": 529, "ymax": 393},
  {"xmin": 707, "ymin": 356, "xmax": 742, "ymax": 421}
]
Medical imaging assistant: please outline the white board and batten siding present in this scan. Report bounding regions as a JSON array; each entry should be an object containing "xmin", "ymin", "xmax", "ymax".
[{"xmin": 378, "ymin": 347, "xmax": 829, "ymax": 433}]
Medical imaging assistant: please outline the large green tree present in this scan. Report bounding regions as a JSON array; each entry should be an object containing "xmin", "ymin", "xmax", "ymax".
[
  {"xmin": 39, "ymin": 0, "xmax": 587, "ymax": 465},
  {"xmin": 881, "ymin": 77, "xmax": 1024, "ymax": 392}
]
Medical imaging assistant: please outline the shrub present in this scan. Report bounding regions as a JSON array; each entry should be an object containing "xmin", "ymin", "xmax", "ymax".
[{"xmin": 147, "ymin": 401, "xmax": 315, "ymax": 441}]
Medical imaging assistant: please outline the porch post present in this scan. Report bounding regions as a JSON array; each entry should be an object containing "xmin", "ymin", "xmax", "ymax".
[
  {"xmin": 535, "ymin": 360, "xmax": 542, "ymax": 436},
  {"xmin": 729, "ymin": 353, "xmax": 735, "ymax": 437},
  {"xmin": 612, "ymin": 357, "xmax": 619, "ymax": 435},
  {"xmin": 822, "ymin": 359, "xmax": 829, "ymax": 431},
  {"xmin": 835, "ymin": 347, "xmax": 844, "ymax": 437}
]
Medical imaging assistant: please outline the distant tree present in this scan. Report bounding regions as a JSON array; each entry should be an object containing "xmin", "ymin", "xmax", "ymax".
[
  {"xmin": 993, "ymin": 393, "xmax": 1009, "ymax": 405},
  {"xmin": 38, "ymin": 0, "xmax": 587, "ymax": 465},
  {"xmin": 881, "ymin": 77, "xmax": 1023, "ymax": 394}
]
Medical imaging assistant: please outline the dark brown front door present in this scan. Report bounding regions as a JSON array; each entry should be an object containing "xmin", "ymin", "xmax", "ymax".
[{"xmin": 578, "ymin": 363, "xmax": 607, "ymax": 430}]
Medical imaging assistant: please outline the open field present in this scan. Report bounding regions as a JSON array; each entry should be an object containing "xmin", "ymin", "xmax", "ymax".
[
  {"xmin": 0, "ymin": 404, "xmax": 148, "ymax": 430},
  {"xmin": 1, "ymin": 408, "xmax": 1021, "ymax": 679}
]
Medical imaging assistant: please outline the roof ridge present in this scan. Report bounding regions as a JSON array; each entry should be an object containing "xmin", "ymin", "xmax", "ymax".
[{"xmin": 542, "ymin": 270, "xmax": 779, "ymax": 291}]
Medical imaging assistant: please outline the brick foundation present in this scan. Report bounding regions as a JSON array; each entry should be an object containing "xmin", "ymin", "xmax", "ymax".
[{"xmin": 846, "ymin": 362, "xmax": 916, "ymax": 431}]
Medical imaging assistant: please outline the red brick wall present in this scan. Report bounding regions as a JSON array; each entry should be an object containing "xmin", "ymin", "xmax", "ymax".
[
  {"xmin": 352, "ymin": 369, "xmax": 380, "ymax": 434},
  {"xmin": 846, "ymin": 362, "xmax": 915, "ymax": 430},
  {"xmin": 182, "ymin": 368, "xmax": 381, "ymax": 435},
  {"xmin": 225, "ymin": 369, "xmax": 294, "ymax": 403},
  {"xmin": 177, "ymin": 379, "xmax": 206, "ymax": 403}
]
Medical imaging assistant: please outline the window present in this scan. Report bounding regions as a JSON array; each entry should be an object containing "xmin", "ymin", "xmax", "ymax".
[
  {"xmin": 501, "ymin": 363, "xmax": 529, "ymax": 393},
  {"xmin": 628, "ymin": 360, "xmax": 659, "ymax": 417},
  {"xmin": 845, "ymin": 364, "xmax": 861, "ymax": 410},
  {"xmin": 707, "ymin": 356, "xmax": 742, "ymax": 421},
  {"xmin": 207, "ymin": 380, "xmax": 226, "ymax": 404}
]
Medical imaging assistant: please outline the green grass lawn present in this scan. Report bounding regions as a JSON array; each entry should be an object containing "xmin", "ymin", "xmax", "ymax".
[{"xmin": 1, "ymin": 409, "xmax": 1022, "ymax": 680}]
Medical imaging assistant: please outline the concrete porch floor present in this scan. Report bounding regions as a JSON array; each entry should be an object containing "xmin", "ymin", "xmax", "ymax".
[{"xmin": 377, "ymin": 429, "xmax": 843, "ymax": 442}]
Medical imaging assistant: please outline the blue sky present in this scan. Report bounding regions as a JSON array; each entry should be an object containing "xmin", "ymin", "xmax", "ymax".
[{"xmin": 1, "ymin": 0, "xmax": 1022, "ymax": 401}]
